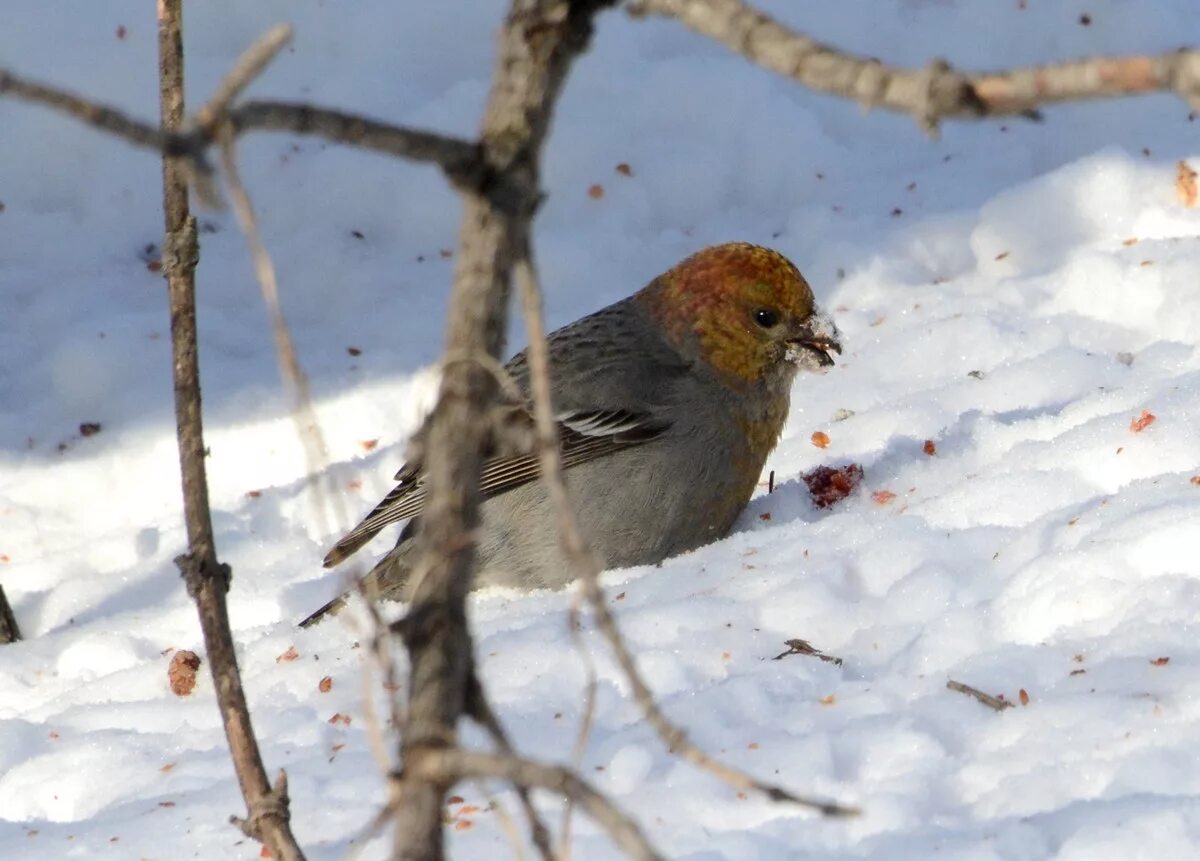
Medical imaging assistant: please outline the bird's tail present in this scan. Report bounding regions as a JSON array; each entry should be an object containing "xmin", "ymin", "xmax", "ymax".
[
  {"xmin": 298, "ymin": 590, "xmax": 350, "ymax": 628},
  {"xmin": 298, "ymin": 541, "xmax": 414, "ymax": 627}
]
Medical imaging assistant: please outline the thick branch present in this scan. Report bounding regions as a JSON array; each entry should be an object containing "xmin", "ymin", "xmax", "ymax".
[
  {"xmin": 157, "ymin": 4, "xmax": 304, "ymax": 859},
  {"xmin": 392, "ymin": 2, "xmax": 616, "ymax": 859},
  {"xmin": 403, "ymin": 748, "xmax": 661, "ymax": 861},
  {"xmin": 630, "ymin": 0, "xmax": 1200, "ymax": 132}
]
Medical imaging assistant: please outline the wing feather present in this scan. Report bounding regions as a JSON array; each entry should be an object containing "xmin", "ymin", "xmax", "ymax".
[{"xmin": 322, "ymin": 408, "xmax": 669, "ymax": 567}]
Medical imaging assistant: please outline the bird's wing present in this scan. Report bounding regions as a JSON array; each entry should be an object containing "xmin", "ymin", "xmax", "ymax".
[{"xmin": 322, "ymin": 406, "xmax": 669, "ymax": 567}]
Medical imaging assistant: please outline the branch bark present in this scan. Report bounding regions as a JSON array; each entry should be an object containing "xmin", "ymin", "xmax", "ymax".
[
  {"xmin": 391, "ymin": 2, "xmax": 615, "ymax": 859},
  {"xmin": 630, "ymin": 0, "xmax": 1200, "ymax": 132},
  {"xmin": 157, "ymin": 3, "xmax": 304, "ymax": 859}
]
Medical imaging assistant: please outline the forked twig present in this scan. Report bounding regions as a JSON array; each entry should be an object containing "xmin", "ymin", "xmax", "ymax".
[
  {"xmin": 196, "ymin": 24, "xmax": 293, "ymax": 130},
  {"xmin": 404, "ymin": 748, "xmax": 662, "ymax": 861}
]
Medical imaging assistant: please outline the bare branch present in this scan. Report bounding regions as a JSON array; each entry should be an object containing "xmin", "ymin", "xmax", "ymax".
[
  {"xmin": 512, "ymin": 238, "xmax": 601, "ymax": 858},
  {"xmin": 560, "ymin": 597, "xmax": 599, "ymax": 860},
  {"xmin": 216, "ymin": 132, "xmax": 349, "ymax": 542},
  {"xmin": 629, "ymin": 0, "xmax": 1200, "ymax": 133},
  {"xmin": 196, "ymin": 24, "xmax": 293, "ymax": 130},
  {"xmin": 229, "ymin": 101, "xmax": 485, "ymax": 187},
  {"xmin": 584, "ymin": 564, "xmax": 857, "ymax": 814},
  {"xmin": 404, "ymin": 748, "xmax": 662, "ymax": 861},
  {"xmin": 391, "ymin": 3, "xmax": 617, "ymax": 858},
  {"xmin": 0, "ymin": 68, "xmax": 171, "ymax": 149},
  {"xmin": 157, "ymin": 3, "xmax": 304, "ymax": 859},
  {"xmin": 0, "ymin": 65, "xmax": 481, "ymax": 194}
]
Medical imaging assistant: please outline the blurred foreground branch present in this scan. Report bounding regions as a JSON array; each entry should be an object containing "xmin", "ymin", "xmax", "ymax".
[{"xmin": 391, "ymin": 2, "xmax": 619, "ymax": 857}]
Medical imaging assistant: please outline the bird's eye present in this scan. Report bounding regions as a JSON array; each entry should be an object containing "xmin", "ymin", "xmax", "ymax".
[{"xmin": 753, "ymin": 308, "xmax": 780, "ymax": 328}]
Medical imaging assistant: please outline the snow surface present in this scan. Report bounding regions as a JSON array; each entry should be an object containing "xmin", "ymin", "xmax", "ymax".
[{"xmin": 4, "ymin": 1, "xmax": 1200, "ymax": 858}]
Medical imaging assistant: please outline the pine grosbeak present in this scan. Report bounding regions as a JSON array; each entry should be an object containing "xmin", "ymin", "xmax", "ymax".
[{"xmin": 304, "ymin": 242, "xmax": 840, "ymax": 624}]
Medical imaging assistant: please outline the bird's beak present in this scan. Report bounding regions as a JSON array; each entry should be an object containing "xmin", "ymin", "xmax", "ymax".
[{"xmin": 786, "ymin": 311, "xmax": 842, "ymax": 367}]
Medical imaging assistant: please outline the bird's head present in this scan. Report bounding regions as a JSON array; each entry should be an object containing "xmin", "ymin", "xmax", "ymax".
[{"xmin": 638, "ymin": 242, "xmax": 841, "ymax": 388}]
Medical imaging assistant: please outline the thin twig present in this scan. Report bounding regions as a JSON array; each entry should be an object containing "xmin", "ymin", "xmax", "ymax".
[
  {"xmin": 480, "ymin": 785, "xmax": 530, "ymax": 861},
  {"xmin": 390, "ymin": 3, "xmax": 616, "ymax": 858},
  {"xmin": 359, "ymin": 611, "xmax": 400, "ymax": 775},
  {"xmin": 403, "ymin": 749, "xmax": 662, "ymax": 861},
  {"xmin": 947, "ymin": 679, "xmax": 1014, "ymax": 712},
  {"xmin": 0, "ymin": 67, "xmax": 482, "ymax": 193},
  {"xmin": 216, "ymin": 133, "xmax": 346, "ymax": 542},
  {"xmin": 584, "ymin": 571, "xmax": 857, "ymax": 813},
  {"xmin": 772, "ymin": 638, "xmax": 842, "ymax": 665},
  {"xmin": 464, "ymin": 671, "xmax": 556, "ymax": 861},
  {"xmin": 512, "ymin": 242, "xmax": 600, "ymax": 857},
  {"xmin": 195, "ymin": 25, "xmax": 293, "ymax": 130},
  {"xmin": 156, "ymin": 3, "xmax": 304, "ymax": 858},
  {"xmin": 0, "ymin": 68, "xmax": 172, "ymax": 149},
  {"xmin": 230, "ymin": 101, "xmax": 486, "ymax": 190},
  {"xmin": 345, "ymin": 799, "xmax": 398, "ymax": 861},
  {"xmin": 560, "ymin": 596, "xmax": 599, "ymax": 861},
  {"xmin": 629, "ymin": 0, "xmax": 1200, "ymax": 133}
]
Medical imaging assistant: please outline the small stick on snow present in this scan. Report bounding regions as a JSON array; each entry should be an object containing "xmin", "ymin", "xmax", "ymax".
[
  {"xmin": 947, "ymin": 679, "xmax": 1014, "ymax": 712},
  {"xmin": 772, "ymin": 638, "xmax": 842, "ymax": 666}
]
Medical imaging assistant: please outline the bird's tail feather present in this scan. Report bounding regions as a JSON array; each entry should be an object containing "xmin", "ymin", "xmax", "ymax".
[
  {"xmin": 299, "ymin": 543, "xmax": 413, "ymax": 627},
  {"xmin": 298, "ymin": 590, "xmax": 349, "ymax": 628}
]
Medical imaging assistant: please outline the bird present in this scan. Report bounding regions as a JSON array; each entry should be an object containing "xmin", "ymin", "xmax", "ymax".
[{"xmin": 301, "ymin": 242, "xmax": 840, "ymax": 626}]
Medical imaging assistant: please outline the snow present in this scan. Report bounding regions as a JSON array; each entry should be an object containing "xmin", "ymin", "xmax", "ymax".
[{"xmin": 3, "ymin": 0, "xmax": 1200, "ymax": 858}]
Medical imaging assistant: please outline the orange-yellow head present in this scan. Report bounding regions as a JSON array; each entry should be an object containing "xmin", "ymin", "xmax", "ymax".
[{"xmin": 637, "ymin": 242, "xmax": 840, "ymax": 388}]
